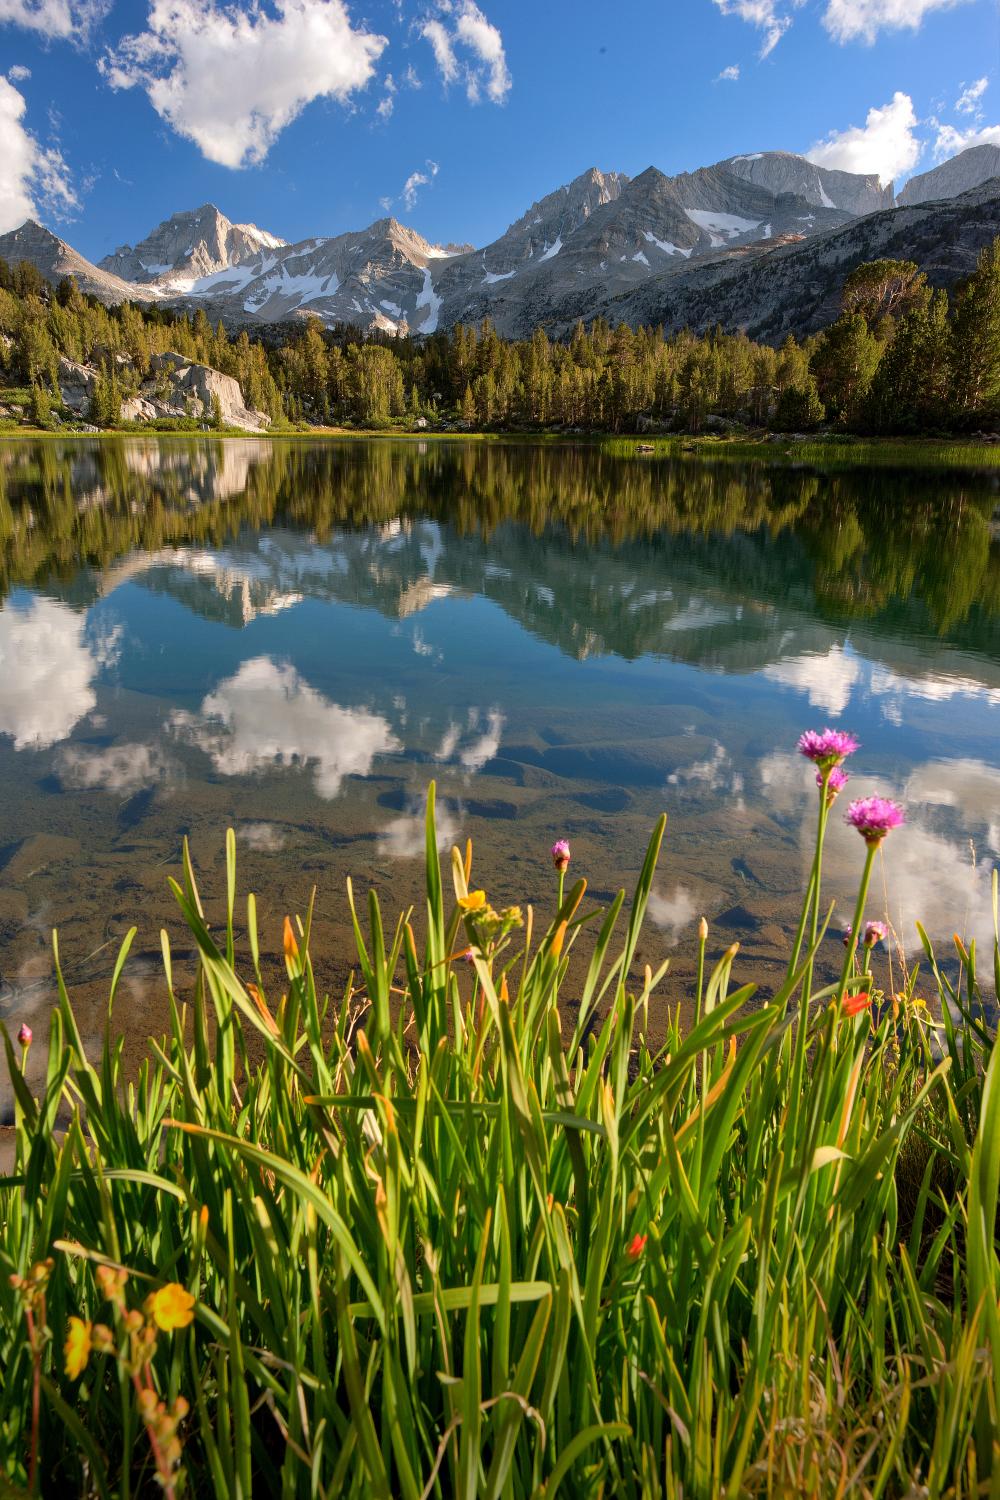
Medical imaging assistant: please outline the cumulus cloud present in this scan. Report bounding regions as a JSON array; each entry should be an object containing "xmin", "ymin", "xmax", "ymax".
[
  {"xmin": 822, "ymin": 0, "xmax": 966, "ymax": 44},
  {"xmin": 420, "ymin": 1, "xmax": 510, "ymax": 103},
  {"xmin": 806, "ymin": 92, "xmax": 921, "ymax": 187},
  {"xmin": 0, "ymin": 76, "xmax": 77, "ymax": 232},
  {"xmin": 170, "ymin": 656, "xmax": 399, "ymax": 798},
  {"xmin": 103, "ymin": 0, "xmax": 388, "ymax": 169},
  {"xmin": 711, "ymin": 0, "xmax": 791, "ymax": 58},
  {"xmin": 932, "ymin": 121, "xmax": 1000, "ymax": 160},
  {"xmin": 0, "ymin": 598, "xmax": 98, "ymax": 749},
  {"xmin": 7, "ymin": 64, "xmax": 30, "ymax": 80},
  {"xmin": 57, "ymin": 742, "xmax": 175, "ymax": 796},
  {"xmin": 716, "ymin": 63, "xmax": 740, "ymax": 81},
  {"xmin": 0, "ymin": 0, "xmax": 109, "ymax": 40},
  {"xmin": 376, "ymin": 71, "xmax": 396, "ymax": 119},
  {"xmin": 955, "ymin": 76, "xmax": 988, "ymax": 116}
]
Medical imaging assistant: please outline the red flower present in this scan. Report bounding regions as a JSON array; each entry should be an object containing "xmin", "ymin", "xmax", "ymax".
[
  {"xmin": 626, "ymin": 1233, "xmax": 647, "ymax": 1261},
  {"xmin": 842, "ymin": 991, "xmax": 871, "ymax": 1017}
]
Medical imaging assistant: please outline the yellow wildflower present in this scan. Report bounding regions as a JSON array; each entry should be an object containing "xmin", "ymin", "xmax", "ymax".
[
  {"xmin": 147, "ymin": 1284, "xmax": 195, "ymax": 1332},
  {"xmin": 283, "ymin": 916, "xmax": 299, "ymax": 961},
  {"xmin": 64, "ymin": 1317, "xmax": 92, "ymax": 1379},
  {"xmin": 458, "ymin": 890, "xmax": 487, "ymax": 912}
]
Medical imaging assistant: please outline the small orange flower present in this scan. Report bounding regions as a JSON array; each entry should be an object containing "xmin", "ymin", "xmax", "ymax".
[
  {"xmin": 842, "ymin": 991, "xmax": 871, "ymax": 1017},
  {"xmin": 64, "ymin": 1317, "xmax": 92, "ymax": 1379},
  {"xmin": 458, "ymin": 890, "xmax": 487, "ymax": 912},
  {"xmin": 283, "ymin": 916, "xmax": 299, "ymax": 961},
  {"xmin": 626, "ymin": 1233, "xmax": 647, "ymax": 1261},
  {"xmin": 147, "ymin": 1283, "xmax": 195, "ymax": 1332}
]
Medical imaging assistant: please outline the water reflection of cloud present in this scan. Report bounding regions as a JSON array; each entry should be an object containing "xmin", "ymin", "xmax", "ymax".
[
  {"xmin": 57, "ymin": 743, "xmax": 174, "ymax": 796},
  {"xmin": 649, "ymin": 884, "xmax": 697, "ymax": 944},
  {"xmin": 0, "ymin": 599, "xmax": 101, "ymax": 750},
  {"xmin": 762, "ymin": 643, "xmax": 860, "ymax": 718},
  {"xmin": 240, "ymin": 822, "xmax": 288, "ymax": 852},
  {"xmin": 757, "ymin": 751, "xmax": 999, "ymax": 965},
  {"xmin": 378, "ymin": 802, "xmax": 460, "ymax": 859},
  {"xmin": 171, "ymin": 657, "xmax": 400, "ymax": 799},
  {"xmin": 436, "ymin": 709, "xmax": 505, "ymax": 772}
]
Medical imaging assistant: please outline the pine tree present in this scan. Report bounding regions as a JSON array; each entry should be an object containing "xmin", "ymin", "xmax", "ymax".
[
  {"xmin": 950, "ymin": 238, "xmax": 1000, "ymax": 423},
  {"xmin": 29, "ymin": 382, "xmax": 51, "ymax": 428},
  {"xmin": 460, "ymin": 382, "xmax": 476, "ymax": 427}
]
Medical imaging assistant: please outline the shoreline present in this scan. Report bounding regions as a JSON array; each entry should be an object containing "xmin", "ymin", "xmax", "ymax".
[{"xmin": 3, "ymin": 426, "xmax": 1000, "ymax": 470}]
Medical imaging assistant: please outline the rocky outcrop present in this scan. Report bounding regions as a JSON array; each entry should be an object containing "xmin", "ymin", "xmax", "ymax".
[
  {"xmin": 897, "ymin": 144, "xmax": 1000, "ymax": 206},
  {"xmin": 142, "ymin": 352, "xmax": 270, "ymax": 431},
  {"xmin": 57, "ymin": 351, "xmax": 269, "ymax": 431}
]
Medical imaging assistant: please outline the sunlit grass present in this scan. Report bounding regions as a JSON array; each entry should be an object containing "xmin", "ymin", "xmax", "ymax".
[{"xmin": 0, "ymin": 777, "xmax": 997, "ymax": 1497}]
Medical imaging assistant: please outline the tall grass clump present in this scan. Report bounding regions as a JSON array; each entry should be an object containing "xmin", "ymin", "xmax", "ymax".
[{"xmin": 0, "ymin": 740, "xmax": 997, "ymax": 1497}]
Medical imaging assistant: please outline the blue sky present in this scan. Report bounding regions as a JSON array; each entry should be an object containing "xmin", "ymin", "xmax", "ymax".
[{"xmin": 0, "ymin": 0, "xmax": 996, "ymax": 261}]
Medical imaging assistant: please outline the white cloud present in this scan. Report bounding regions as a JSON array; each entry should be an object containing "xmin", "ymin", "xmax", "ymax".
[
  {"xmin": 0, "ymin": 76, "xmax": 77, "ymax": 232},
  {"xmin": 420, "ymin": 1, "xmax": 510, "ymax": 103},
  {"xmin": 103, "ymin": 0, "xmax": 388, "ymax": 169},
  {"xmin": 170, "ymin": 656, "xmax": 399, "ymax": 798},
  {"xmin": 932, "ymin": 121, "xmax": 1000, "ymax": 160},
  {"xmin": 7, "ymin": 64, "xmax": 30, "ymax": 80},
  {"xmin": 716, "ymin": 63, "xmax": 740, "ymax": 81},
  {"xmin": 821, "ymin": 0, "xmax": 965, "ymax": 45},
  {"xmin": 0, "ymin": 0, "xmax": 109, "ymax": 41},
  {"xmin": 379, "ymin": 157, "xmax": 439, "ymax": 215},
  {"xmin": 0, "ymin": 598, "xmax": 98, "ymax": 749},
  {"xmin": 57, "ymin": 742, "xmax": 174, "ymax": 795},
  {"xmin": 956, "ymin": 76, "xmax": 988, "ymax": 116},
  {"xmin": 712, "ymin": 0, "xmax": 791, "ymax": 58},
  {"xmin": 376, "ymin": 71, "xmax": 396, "ymax": 119},
  {"xmin": 806, "ymin": 92, "xmax": 921, "ymax": 187}
]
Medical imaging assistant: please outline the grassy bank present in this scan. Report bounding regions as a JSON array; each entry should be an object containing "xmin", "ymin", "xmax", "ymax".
[{"xmin": 1, "ymin": 730, "xmax": 997, "ymax": 1497}]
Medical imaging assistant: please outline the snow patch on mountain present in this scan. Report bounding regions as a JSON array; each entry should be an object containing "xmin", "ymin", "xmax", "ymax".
[
  {"xmin": 643, "ymin": 230, "xmax": 691, "ymax": 257},
  {"xmin": 684, "ymin": 209, "xmax": 763, "ymax": 238},
  {"xmin": 538, "ymin": 235, "xmax": 562, "ymax": 261},
  {"xmin": 416, "ymin": 267, "xmax": 442, "ymax": 334}
]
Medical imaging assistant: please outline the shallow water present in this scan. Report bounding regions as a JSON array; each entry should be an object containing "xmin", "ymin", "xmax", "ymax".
[{"xmin": 1, "ymin": 436, "xmax": 999, "ymax": 1100}]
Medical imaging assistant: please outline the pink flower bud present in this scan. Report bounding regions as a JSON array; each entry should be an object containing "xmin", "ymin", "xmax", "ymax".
[{"xmin": 17, "ymin": 1024, "xmax": 32, "ymax": 1047}]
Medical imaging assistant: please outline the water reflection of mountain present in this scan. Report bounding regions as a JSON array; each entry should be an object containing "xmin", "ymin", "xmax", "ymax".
[{"xmin": 3, "ymin": 437, "xmax": 1000, "ymax": 685}]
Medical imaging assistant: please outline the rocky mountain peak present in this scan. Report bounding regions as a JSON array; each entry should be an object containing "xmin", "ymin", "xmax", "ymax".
[
  {"xmin": 897, "ymin": 144, "xmax": 1000, "ymax": 206},
  {"xmin": 718, "ymin": 151, "xmax": 893, "ymax": 215},
  {"xmin": 98, "ymin": 204, "xmax": 286, "ymax": 288}
]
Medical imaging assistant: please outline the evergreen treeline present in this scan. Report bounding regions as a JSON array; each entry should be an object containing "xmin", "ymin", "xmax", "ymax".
[{"xmin": 2, "ymin": 239, "xmax": 1000, "ymax": 434}]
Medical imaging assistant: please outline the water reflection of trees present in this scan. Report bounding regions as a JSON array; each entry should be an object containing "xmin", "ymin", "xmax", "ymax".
[{"xmin": 1, "ymin": 438, "xmax": 998, "ymax": 645}]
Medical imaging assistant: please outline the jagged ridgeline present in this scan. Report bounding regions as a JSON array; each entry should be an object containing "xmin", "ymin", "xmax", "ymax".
[
  {"xmin": 1, "ymin": 233, "xmax": 1000, "ymax": 434},
  {"xmin": 0, "ymin": 144, "xmax": 998, "ymax": 342}
]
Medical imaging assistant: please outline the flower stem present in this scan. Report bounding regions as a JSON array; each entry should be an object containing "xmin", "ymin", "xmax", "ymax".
[{"xmin": 837, "ymin": 843, "xmax": 878, "ymax": 1005}]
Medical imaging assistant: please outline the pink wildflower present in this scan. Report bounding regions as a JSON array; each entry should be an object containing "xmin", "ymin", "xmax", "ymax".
[
  {"xmin": 17, "ymin": 1023, "xmax": 32, "ymax": 1047},
  {"xmin": 863, "ymin": 920, "xmax": 887, "ymax": 947},
  {"xmin": 551, "ymin": 840, "xmax": 571, "ymax": 872},
  {"xmin": 798, "ymin": 729, "xmax": 860, "ymax": 769},
  {"xmin": 846, "ymin": 797, "xmax": 905, "ymax": 845}
]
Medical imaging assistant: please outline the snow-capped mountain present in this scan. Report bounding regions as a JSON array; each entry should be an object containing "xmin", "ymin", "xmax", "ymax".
[
  {"xmin": 2, "ymin": 144, "xmax": 997, "ymax": 342},
  {"xmin": 99, "ymin": 204, "xmax": 286, "ymax": 289}
]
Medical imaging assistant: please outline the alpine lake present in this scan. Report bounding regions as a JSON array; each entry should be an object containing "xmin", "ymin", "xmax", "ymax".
[{"xmin": 1, "ymin": 435, "xmax": 999, "ymax": 1110}]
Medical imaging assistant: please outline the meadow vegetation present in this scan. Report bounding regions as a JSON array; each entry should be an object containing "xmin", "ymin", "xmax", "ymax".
[{"xmin": 0, "ymin": 726, "xmax": 997, "ymax": 1497}]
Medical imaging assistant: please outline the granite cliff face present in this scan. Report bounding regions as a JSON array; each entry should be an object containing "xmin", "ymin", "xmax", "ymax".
[
  {"xmin": 897, "ymin": 144, "xmax": 1000, "ymax": 206},
  {"xmin": 719, "ymin": 151, "xmax": 893, "ymax": 215},
  {"xmin": 2, "ymin": 145, "xmax": 999, "ymax": 344}
]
